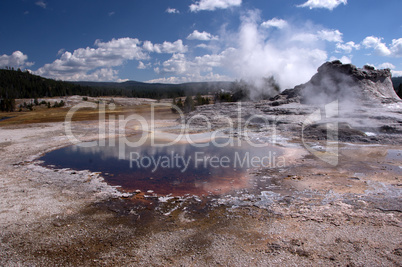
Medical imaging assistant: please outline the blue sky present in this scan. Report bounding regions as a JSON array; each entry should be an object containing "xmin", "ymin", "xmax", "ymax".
[{"xmin": 0, "ymin": 0, "xmax": 401, "ymax": 88}]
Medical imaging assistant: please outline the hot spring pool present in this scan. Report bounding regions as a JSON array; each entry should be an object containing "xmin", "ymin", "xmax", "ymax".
[{"xmin": 39, "ymin": 135, "xmax": 284, "ymax": 196}]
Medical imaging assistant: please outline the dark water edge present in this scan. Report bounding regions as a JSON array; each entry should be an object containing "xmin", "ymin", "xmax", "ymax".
[{"xmin": 39, "ymin": 137, "xmax": 284, "ymax": 196}]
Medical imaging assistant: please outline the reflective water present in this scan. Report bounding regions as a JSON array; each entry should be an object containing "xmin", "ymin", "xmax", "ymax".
[{"xmin": 40, "ymin": 135, "xmax": 283, "ymax": 196}]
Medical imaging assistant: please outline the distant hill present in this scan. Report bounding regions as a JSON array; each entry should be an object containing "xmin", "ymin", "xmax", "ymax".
[
  {"xmin": 0, "ymin": 68, "xmax": 232, "ymax": 100},
  {"xmin": 71, "ymin": 80, "xmax": 233, "ymax": 96}
]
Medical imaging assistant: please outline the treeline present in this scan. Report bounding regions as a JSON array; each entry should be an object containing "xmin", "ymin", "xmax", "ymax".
[
  {"xmin": 0, "ymin": 68, "xmax": 189, "ymax": 100},
  {"xmin": 0, "ymin": 68, "xmax": 229, "ymax": 112},
  {"xmin": 0, "ymin": 68, "xmax": 95, "ymax": 99},
  {"xmin": 0, "ymin": 68, "xmax": 188, "ymax": 111},
  {"xmin": 19, "ymin": 99, "xmax": 65, "ymax": 111},
  {"xmin": 172, "ymin": 94, "xmax": 210, "ymax": 113}
]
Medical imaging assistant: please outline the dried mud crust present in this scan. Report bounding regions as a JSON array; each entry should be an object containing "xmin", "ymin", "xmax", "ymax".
[{"xmin": 0, "ymin": 120, "xmax": 401, "ymax": 266}]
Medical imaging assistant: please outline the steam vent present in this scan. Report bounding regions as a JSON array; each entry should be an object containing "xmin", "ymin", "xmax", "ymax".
[
  {"xmin": 276, "ymin": 60, "xmax": 401, "ymax": 105},
  {"xmin": 190, "ymin": 61, "xmax": 402, "ymax": 145}
]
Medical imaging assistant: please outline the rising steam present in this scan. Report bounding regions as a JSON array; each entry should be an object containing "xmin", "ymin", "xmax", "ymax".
[{"xmin": 222, "ymin": 10, "xmax": 328, "ymax": 97}]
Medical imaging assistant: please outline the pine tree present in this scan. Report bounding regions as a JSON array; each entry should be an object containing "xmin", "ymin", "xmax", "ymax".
[{"xmin": 184, "ymin": 96, "xmax": 195, "ymax": 113}]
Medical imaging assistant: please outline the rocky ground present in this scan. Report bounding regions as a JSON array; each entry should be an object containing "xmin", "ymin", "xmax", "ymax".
[
  {"xmin": 0, "ymin": 62, "xmax": 401, "ymax": 266},
  {"xmin": 0, "ymin": 103, "xmax": 401, "ymax": 266}
]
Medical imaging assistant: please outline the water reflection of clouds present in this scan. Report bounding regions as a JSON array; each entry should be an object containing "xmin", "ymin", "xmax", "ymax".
[{"xmin": 42, "ymin": 136, "xmax": 283, "ymax": 195}]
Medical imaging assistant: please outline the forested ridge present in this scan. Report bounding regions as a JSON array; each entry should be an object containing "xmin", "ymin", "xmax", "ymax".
[{"xmin": 0, "ymin": 68, "xmax": 231, "ymax": 111}]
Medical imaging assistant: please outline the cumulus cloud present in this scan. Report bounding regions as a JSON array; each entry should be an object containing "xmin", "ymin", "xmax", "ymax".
[
  {"xmin": 34, "ymin": 38, "xmax": 148, "ymax": 81},
  {"xmin": 142, "ymin": 40, "xmax": 188, "ymax": 53},
  {"xmin": 336, "ymin": 41, "xmax": 360, "ymax": 53},
  {"xmin": 76, "ymin": 68, "xmax": 119, "ymax": 82},
  {"xmin": 190, "ymin": 0, "xmax": 242, "ymax": 12},
  {"xmin": 261, "ymin": 18, "xmax": 288, "ymax": 29},
  {"xmin": 151, "ymin": 48, "xmax": 232, "ymax": 83},
  {"xmin": 137, "ymin": 61, "xmax": 151, "ymax": 69},
  {"xmin": 362, "ymin": 37, "xmax": 402, "ymax": 57},
  {"xmin": 362, "ymin": 36, "xmax": 391, "ymax": 56},
  {"xmin": 0, "ymin": 51, "xmax": 34, "ymax": 69},
  {"xmin": 317, "ymin": 29, "xmax": 342, "ymax": 42},
  {"xmin": 187, "ymin": 30, "xmax": 219, "ymax": 41},
  {"xmin": 33, "ymin": 37, "xmax": 189, "ymax": 81},
  {"xmin": 378, "ymin": 62, "xmax": 395, "ymax": 69},
  {"xmin": 35, "ymin": 1, "xmax": 47, "ymax": 9},
  {"xmin": 156, "ymin": 52, "xmax": 223, "ymax": 75},
  {"xmin": 166, "ymin": 8, "xmax": 179, "ymax": 14},
  {"xmin": 298, "ymin": 0, "xmax": 347, "ymax": 10},
  {"xmin": 158, "ymin": 53, "xmax": 188, "ymax": 74},
  {"xmin": 391, "ymin": 70, "xmax": 402, "ymax": 77}
]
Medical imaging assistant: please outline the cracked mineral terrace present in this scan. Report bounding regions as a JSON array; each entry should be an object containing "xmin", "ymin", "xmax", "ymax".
[{"xmin": 0, "ymin": 61, "xmax": 401, "ymax": 266}]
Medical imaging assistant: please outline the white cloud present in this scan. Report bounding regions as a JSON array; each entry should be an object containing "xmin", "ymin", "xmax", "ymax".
[
  {"xmin": 390, "ymin": 38, "xmax": 402, "ymax": 57},
  {"xmin": 187, "ymin": 30, "xmax": 219, "ymax": 41},
  {"xmin": 362, "ymin": 36, "xmax": 391, "ymax": 56},
  {"xmin": 336, "ymin": 41, "xmax": 360, "ymax": 53},
  {"xmin": 153, "ymin": 49, "xmax": 230, "ymax": 83},
  {"xmin": 35, "ymin": 1, "xmax": 47, "ymax": 9},
  {"xmin": 33, "ymin": 37, "xmax": 190, "ymax": 81},
  {"xmin": 142, "ymin": 40, "xmax": 188, "ymax": 53},
  {"xmin": 34, "ymin": 38, "xmax": 148, "ymax": 81},
  {"xmin": 166, "ymin": 8, "xmax": 179, "ymax": 14},
  {"xmin": 190, "ymin": 0, "xmax": 242, "ymax": 12},
  {"xmin": 159, "ymin": 54, "xmax": 189, "ymax": 74},
  {"xmin": 391, "ymin": 70, "xmax": 402, "ymax": 77},
  {"xmin": 108, "ymin": 11, "xmax": 115, "ymax": 16},
  {"xmin": 159, "ymin": 40, "xmax": 188, "ymax": 54},
  {"xmin": 298, "ymin": 0, "xmax": 347, "ymax": 10},
  {"xmin": 137, "ymin": 61, "xmax": 150, "ymax": 69},
  {"xmin": 378, "ymin": 62, "xmax": 395, "ymax": 69},
  {"xmin": 76, "ymin": 68, "xmax": 119, "ymax": 82},
  {"xmin": 362, "ymin": 37, "xmax": 402, "ymax": 58},
  {"xmin": 0, "ymin": 51, "xmax": 34, "ymax": 69},
  {"xmin": 194, "ymin": 53, "xmax": 225, "ymax": 70},
  {"xmin": 261, "ymin": 18, "xmax": 288, "ymax": 29},
  {"xmin": 317, "ymin": 29, "xmax": 342, "ymax": 42},
  {"xmin": 329, "ymin": 55, "xmax": 352, "ymax": 64}
]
